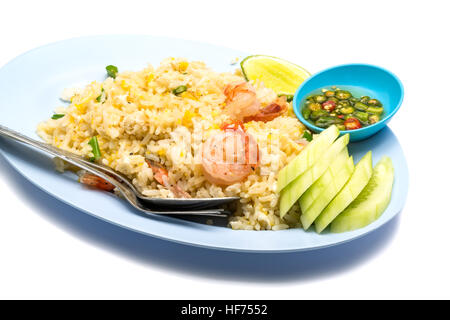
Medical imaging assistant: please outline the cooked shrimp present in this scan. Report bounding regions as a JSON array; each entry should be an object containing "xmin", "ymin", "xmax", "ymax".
[
  {"xmin": 79, "ymin": 172, "xmax": 115, "ymax": 192},
  {"xmin": 201, "ymin": 121, "xmax": 259, "ymax": 185},
  {"xmin": 223, "ymin": 82, "xmax": 261, "ymax": 121},
  {"xmin": 243, "ymin": 96, "xmax": 288, "ymax": 123},
  {"xmin": 224, "ymin": 82, "xmax": 288, "ymax": 123},
  {"xmin": 145, "ymin": 159, "xmax": 191, "ymax": 198},
  {"xmin": 146, "ymin": 159, "xmax": 170, "ymax": 188}
]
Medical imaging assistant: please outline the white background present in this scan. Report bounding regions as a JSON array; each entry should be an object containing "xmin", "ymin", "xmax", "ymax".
[{"xmin": 0, "ymin": 0, "xmax": 449, "ymax": 300}]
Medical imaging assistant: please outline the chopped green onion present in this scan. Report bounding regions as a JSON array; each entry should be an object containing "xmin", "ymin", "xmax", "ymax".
[
  {"xmin": 172, "ymin": 85, "xmax": 187, "ymax": 95},
  {"xmin": 283, "ymin": 94, "xmax": 294, "ymax": 102},
  {"xmin": 88, "ymin": 136, "xmax": 101, "ymax": 161},
  {"xmin": 302, "ymin": 131, "xmax": 313, "ymax": 142},
  {"xmin": 51, "ymin": 114, "xmax": 65, "ymax": 120},
  {"xmin": 106, "ymin": 65, "xmax": 118, "ymax": 79},
  {"xmin": 96, "ymin": 88, "xmax": 105, "ymax": 102},
  {"xmin": 277, "ymin": 94, "xmax": 294, "ymax": 102}
]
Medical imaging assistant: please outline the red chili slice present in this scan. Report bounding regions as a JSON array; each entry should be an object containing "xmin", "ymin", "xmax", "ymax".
[
  {"xmin": 344, "ymin": 117, "xmax": 362, "ymax": 130},
  {"xmin": 322, "ymin": 100, "xmax": 336, "ymax": 112}
]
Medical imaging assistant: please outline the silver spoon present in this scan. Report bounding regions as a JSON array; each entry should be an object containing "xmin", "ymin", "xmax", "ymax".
[
  {"xmin": 72, "ymin": 153, "xmax": 239, "ymax": 210},
  {"xmin": 0, "ymin": 124, "xmax": 236, "ymax": 217}
]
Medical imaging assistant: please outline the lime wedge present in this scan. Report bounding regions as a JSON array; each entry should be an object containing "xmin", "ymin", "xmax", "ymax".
[{"xmin": 240, "ymin": 55, "xmax": 311, "ymax": 96}]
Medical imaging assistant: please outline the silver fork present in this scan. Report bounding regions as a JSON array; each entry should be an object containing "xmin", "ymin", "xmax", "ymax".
[{"xmin": 0, "ymin": 124, "xmax": 236, "ymax": 217}]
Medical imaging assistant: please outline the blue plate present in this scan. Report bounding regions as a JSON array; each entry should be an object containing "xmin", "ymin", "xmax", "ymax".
[
  {"xmin": 0, "ymin": 35, "xmax": 408, "ymax": 252},
  {"xmin": 293, "ymin": 64, "xmax": 404, "ymax": 142}
]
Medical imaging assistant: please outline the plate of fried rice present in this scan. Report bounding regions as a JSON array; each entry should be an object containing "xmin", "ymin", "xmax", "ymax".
[{"xmin": 0, "ymin": 35, "xmax": 408, "ymax": 252}]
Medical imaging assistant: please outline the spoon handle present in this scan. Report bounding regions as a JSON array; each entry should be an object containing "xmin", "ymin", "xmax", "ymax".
[{"xmin": 0, "ymin": 124, "xmax": 144, "ymax": 203}]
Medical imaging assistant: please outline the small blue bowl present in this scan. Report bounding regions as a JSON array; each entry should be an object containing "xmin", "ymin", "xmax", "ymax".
[{"xmin": 293, "ymin": 63, "xmax": 404, "ymax": 142}]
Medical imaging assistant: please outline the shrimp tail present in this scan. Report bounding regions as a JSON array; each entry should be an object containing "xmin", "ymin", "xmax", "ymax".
[
  {"xmin": 145, "ymin": 159, "xmax": 191, "ymax": 198},
  {"xmin": 224, "ymin": 82, "xmax": 288, "ymax": 123},
  {"xmin": 79, "ymin": 172, "xmax": 116, "ymax": 192},
  {"xmin": 243, "ymin": 96, "xmax": 288, "ymax": 123}
]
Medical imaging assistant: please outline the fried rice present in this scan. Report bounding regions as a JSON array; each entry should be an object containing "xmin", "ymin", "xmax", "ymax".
[{"xmin": 37, "ymin": 57, "xmax": 306, "ymax": 230}]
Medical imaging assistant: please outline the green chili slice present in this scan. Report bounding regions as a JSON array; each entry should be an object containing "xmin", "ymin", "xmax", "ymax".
[
  {"xmin": 354, "ymin": 102, "xmax": 369, "ymax": 111},
  {"xmin": 354, "ymin": 111, "xmax": 369, "ymax": 122},
  {"xmin": 302, "ymin": 108, "xmax": 311, "ymax": 120},
  {"xmin": 367, "ymin": 106, "xmax": 384, "ymax": 114},
  {"xmin": 279, "ymin": 94, "xmax": 293, "ymax": 102}
]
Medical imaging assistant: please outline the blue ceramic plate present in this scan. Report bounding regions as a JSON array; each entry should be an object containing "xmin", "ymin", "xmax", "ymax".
[{"xmin": 0, "ymin": 35, "xmax": 408, "ymax": 252}]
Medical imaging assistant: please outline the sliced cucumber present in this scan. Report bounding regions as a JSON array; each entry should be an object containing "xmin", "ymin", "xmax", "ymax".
[
  {"xmin": 330, "ymin": 156, "xmax": 394, "ymax": 233},
  {"xmin": 299, "ymin": 148, "xmax": 349, "ymax": 212},
  {"xmin": 279, "ymin": 134, "xmax": 349, "ymax": 218},
  {"xmin": 314, "ymin": 151, "xmax": 373, "ymax": 233},
  {"xmin": 277, "ymin": 125, "xmax": 339, "ymax": 192},
  {"xmin": 300, "ymin": 155, "xmax": 355, "ymax": 230},
  {"xmin": 240, "ymin": 55, "xmax": 311, "ymax": 96}
]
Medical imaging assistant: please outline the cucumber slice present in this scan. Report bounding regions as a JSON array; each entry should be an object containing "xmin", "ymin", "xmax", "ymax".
[
  {"xmin": 315, "ymin": 151, "xmax": 373, "ymax": 233},
  {"xmin": 300, "ymin": 155, "xmax": 355, "ymax": 230},
  {"xmin": 240, "ymin": 55, "xmax": 311, "ymax": 96},
  {"xmin": 279, "ymin": 134, "xmax": 349, "ymax": 218},
  {"xmin": 277, "ymin": 125, "xmax": 339, "ymax": 192},
  {"xmin": 299, "ymin": 148, "xmax": 349, "ymax": 212},
  {"xmin": 330, "ymin": 156, "xmax": 394, "ymax": 233}
]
